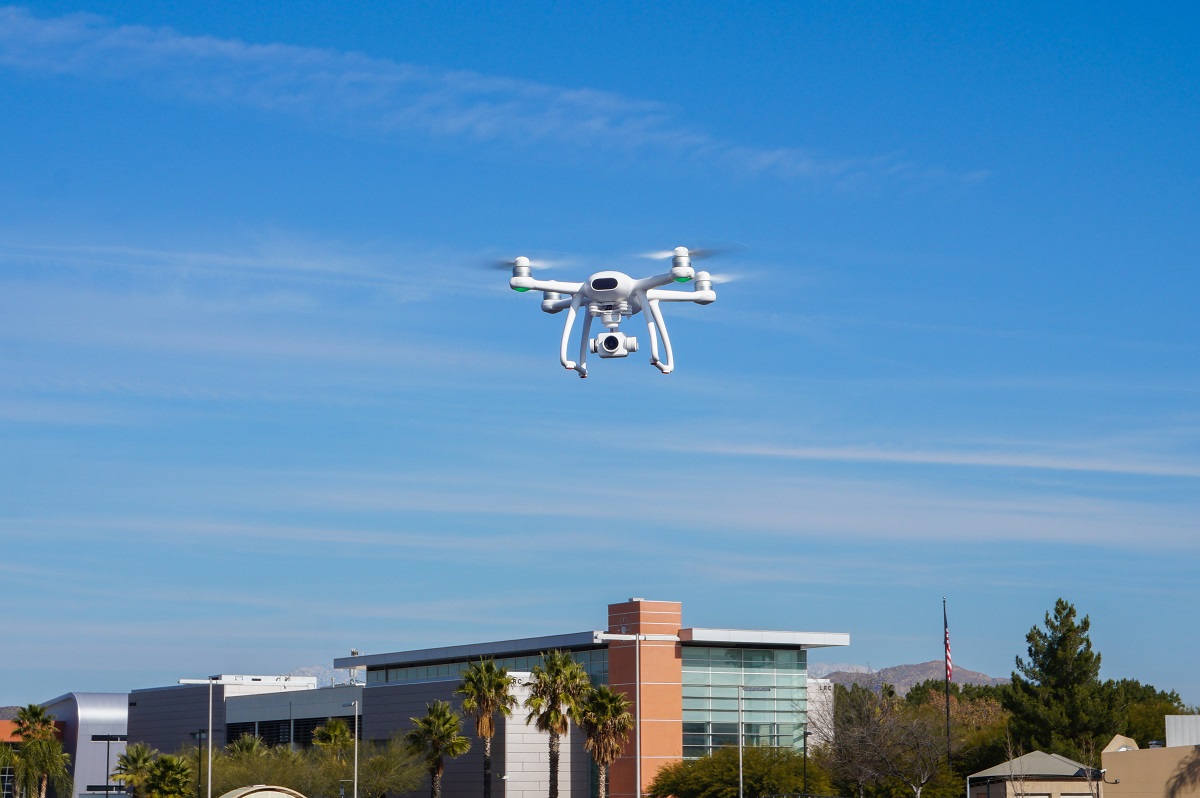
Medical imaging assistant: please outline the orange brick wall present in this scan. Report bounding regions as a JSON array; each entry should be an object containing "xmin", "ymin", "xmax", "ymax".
[{"xmin": 607, "ymin": 599, "xmax": 683, "ymax": 798}]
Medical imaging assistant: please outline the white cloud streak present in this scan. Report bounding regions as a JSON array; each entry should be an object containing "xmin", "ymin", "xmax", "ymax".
[
  {"xmin": 0, "ymin": 6, "xmax": 961, "ymax": 183},
  {"xmin": 673, "ymin": 442, "xmax": 1200, "ymax": 480}
]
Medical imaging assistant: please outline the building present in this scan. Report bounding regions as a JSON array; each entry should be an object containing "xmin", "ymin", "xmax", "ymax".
[
  {"xmin": 123, "ymin": 597, "xmax": 848, "ymax": 798},
  {"xmin": 1102, "ymin": 727, "xmax": 1200, "ymax": 798},
  {"xmin": 968, "ymin": 750, "xmax": 1102, "ymax": 798},
  {"xmin": 41, "ymin": 693, "xmax": 129, "ymax": 798},
  {"xmin": 334, "ymin": 596, "xmax": 849, "ymax": 798},
  {"xmin": 128, "ymin": 676, "xmax": 319, "ymax": 755}
]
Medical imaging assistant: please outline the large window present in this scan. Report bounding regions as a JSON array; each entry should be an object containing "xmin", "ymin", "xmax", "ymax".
[
  {"xmin": 681, "ymin": 647, "xmax": 807, "ymax": 759},
  {"xmin": 366, "ymin": 648, "xmax": 608, "ymax": 687}
]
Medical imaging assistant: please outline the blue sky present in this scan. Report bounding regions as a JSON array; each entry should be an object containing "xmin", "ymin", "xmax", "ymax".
[{"xmin": 1, "ymin": 2, "xmax": 1198, "ymax": 706}]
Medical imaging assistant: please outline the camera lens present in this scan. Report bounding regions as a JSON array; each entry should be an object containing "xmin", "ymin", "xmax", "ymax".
[
  {"xmin": 591, "ymin": 277, "xmax": 619, "ymax": 290},
  {"xmin": 603, "ymin": 335, "xmax": 621, "ymax": 352}
]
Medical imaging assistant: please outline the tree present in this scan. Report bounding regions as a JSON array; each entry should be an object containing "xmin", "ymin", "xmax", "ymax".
[
  {"xmin": 356, "ymin": 735, "xmax": 424, "ymax": 798},
  {"xmin": 1003, "ymin": 598, "xmax": 1116, "ymax": 760},
  {"xmin": 578, "ymin": 686, "xmax": 635, "ymax": 798},
  {"xmin": 312, "ymin": 718, "xmax": 355, "ymax": 764},
  {"xmin": 457, "ymin": 657, "xmax": 517, "ymax": 798},
  {"xmin": 405, "ymin": 700, "xmax": 471, "ymax": 798},
  {"xmin": 111, "ymin": 742, "xmax": 159, "ymax": 798},
  {"xmin": 225, "ymin": 735, "xmax": 265, "ymax": 758},
  {"xmin": 10, "ymin": 736, "xmax": 73, "ymax": 798},
  {"xmin": 874, "ymin": 702, "xmax": 951, "ymax": 798},
  {"xmin": 524, "ymin": 650, "xmax": 591, "ymax": 798},
  {"xmin": 13, "ymin": 706, "xmax": 56, "ymax": 743},
  {"xmin": 648, "ymin": 745, "xmax": 818, "ymax": 798},
  {"xmin": 147, "ymin": 755, "xmax": 194, "ymax": 798}
]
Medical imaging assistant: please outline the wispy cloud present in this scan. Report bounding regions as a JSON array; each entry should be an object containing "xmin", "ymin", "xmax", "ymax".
[
  {"xmin": 0, "ymin": 6, "xmax": 972, "ymax": 184},
  {"xmin": 672, "ymin": 441, "xmax": 1200, "ymax": 480}
]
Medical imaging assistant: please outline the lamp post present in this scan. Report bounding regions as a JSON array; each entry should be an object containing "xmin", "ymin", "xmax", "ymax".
[
  {"xmin": 342, "ymin": 701, "xmax": 359, "ymax": 798},
  {"xmin": 91, "ymin": 733, "xmax": 127, "ymax": 798},
  {"xmin": 180, "ymin": 676, "xmax": 244, "ymax": 798},
  {"xmin": 738, "ymin": 686, "xmax": 773, "ymax": 798},
  {"xmin": 802, "ymin": 729, "xmax": 811, "ymax": 796},
  {"xmin": 191, "ymin": 731, "xmax": 206, "ymax": 798},
  {"xmin": 593, "ymin": 630, "xmax": 679, "ymax": 798}
]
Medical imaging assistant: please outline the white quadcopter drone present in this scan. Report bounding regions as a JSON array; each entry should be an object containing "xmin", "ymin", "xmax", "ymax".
[{"xmin": 505, "ymin": 246, "xmax": 723, "ymax": 377}]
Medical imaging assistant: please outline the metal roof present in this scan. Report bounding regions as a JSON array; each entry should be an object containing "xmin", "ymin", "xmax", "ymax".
[
  {"xmin": 679, "ymin": 628, "xmax": 851, "ymax": 648},
  {"xmin": 970, "ymin": 751, "xmax": 1094, "ymax": 780},
  {"xmin": 335, "ymin": 626, "xmax": 850, "ymax": 670},
  {"xmin": 333, "ymin": 631, "xmax": 601, "ymax": 669}
]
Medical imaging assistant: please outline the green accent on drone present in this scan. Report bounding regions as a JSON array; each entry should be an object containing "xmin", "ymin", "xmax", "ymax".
[
  {"xmin": 513, "ymin": 286, "xmax": 530, "ymax": 292},
  {"xmin": 674, "ymin": 276, "xmax": 692, "ymax": 282}
]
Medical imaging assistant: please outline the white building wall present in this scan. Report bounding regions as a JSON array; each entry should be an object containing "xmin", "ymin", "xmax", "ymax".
[
  {"xmin": 503, "ymin": 673, "xmax": 590, "ymax": 798},
  {"xmin": 1165, "ymin": 715, "xmax": 1200, "ymax": 747}
]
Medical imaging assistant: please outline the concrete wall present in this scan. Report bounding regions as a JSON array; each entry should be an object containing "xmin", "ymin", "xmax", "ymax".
[
  {"xmin": 42, "ymin": 693, "xmax": 128, "ymax": 798},
  {"xmin": 970, "ymin": 778, "xmax": 1101, "ymax": 798}
]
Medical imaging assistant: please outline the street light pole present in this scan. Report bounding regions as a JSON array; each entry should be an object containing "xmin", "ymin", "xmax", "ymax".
[
  {"xmin": 738, "ymin": 686, "xmax": 773, "ymax": 798},
  {"xmin": 181, "ymin": 676, "xmax": 240, "ymax": 798},
  {"xmin": 342, "ymin": 701, "xmax": 359, "ymax": 798},
  {"xmin": 593, "ymin": 630, "xmax": 679, "ymax": 798},
  {"xmin": 91, "ymin": 733, "xmax": 127, "ymax": 798}
]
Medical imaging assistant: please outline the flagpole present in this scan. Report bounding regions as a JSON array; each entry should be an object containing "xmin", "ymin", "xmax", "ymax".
[{"xmin": 944, "ymin": 597, "xmax": 952, "ymax": 768}]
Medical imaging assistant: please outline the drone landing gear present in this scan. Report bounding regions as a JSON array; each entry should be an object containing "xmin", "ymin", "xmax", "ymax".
[
  {"xmin": 559, "ymin": 295, "xmax": 588, "ymax": 378},
  {"xmin": 644, "ymin": 297, "xmax": 674, "ymax": 374}
]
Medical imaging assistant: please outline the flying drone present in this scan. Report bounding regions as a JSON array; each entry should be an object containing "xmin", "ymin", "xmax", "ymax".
[{"xmin": 503, "ymin": 246, "xmax": 727, "ymax": 377}]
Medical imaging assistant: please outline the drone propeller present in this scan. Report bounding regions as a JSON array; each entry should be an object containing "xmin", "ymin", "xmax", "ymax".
[
  {"xmin": 639, "ymin": 243, "xmax": 746, "ymax": 262},
  {"xmin": 484, "ymin": 256, "xmax": 562, "ymax": 271}
]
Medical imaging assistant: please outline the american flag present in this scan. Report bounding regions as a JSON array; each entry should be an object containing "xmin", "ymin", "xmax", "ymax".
[{"xmin": 944, "ymin": 599, "xmax": 952, "ymax": 682}]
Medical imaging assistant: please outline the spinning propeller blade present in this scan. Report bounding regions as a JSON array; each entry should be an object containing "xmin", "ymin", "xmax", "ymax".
[{"xmin": 639, "ymin": 242, "xmax": 746, "ymax": 261}]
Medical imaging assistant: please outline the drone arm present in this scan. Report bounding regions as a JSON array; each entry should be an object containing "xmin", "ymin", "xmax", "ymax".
[
  {"xmin": 644, "ymin": 287, "xmax": 717, "ymax": 303},
  {"xmin": 511, "ymin": 276, "xmax": 583, "ymax": 295},
  {"xmin": 634, "ymin": 272, "xmax": 683, "ymax": 291},
  {"xmin": 559, "ymin": 293, "xmax": 585, "ymax": 372}
]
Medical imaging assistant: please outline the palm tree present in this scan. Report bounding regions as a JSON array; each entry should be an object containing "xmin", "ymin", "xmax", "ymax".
[
  {"xmin": 11, "ymin": 738, "xmax": 72, "ymax": 798},
  {"xmin": 13, "ymin": 706, "xmax": 55, "ymax": 743},
  {"xmin": 524, "ymin": 650, "xmax": 591, "ymax": 798},
  {"xmin": 146, "ymin": 755, "xmax": 193, "ymax": 798},
  {"xmin": 405, "ymin": 701, "xmax": 471, "ymax": 798},
  {"xmin": 312, "ymin": 718, "xmax": 355, "ymax": 763},
  {"xmin": 578, "ymin": 686, "xmax": 635, "ymax": 798},
  {"xmin": 224, "ymin": 735, "xmax": 265, "ymax": 758},
  {"xmin": 111, "ymin": 742, "xmax": 158, "ymax": 798},
  {"xmin": 457, "ymin": 658, "xmax": 517, "ymax": 798}
]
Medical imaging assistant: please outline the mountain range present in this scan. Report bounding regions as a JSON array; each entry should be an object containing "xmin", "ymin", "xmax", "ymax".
[{"xmin": 814, "ymin": 660, "xmax": 1010, "ymax": 695}]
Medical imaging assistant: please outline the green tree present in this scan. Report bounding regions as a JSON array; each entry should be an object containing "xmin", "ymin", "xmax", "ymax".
[
  {"xmin": 1109, "ymin": 679, "xmax": 1189, "ymax": 747},
  {"xmin": 1002, "ymin": 598, "xmax": 1116, "ymax": 760},
  {"xmin": 312, "ymin": 718, "xmax": 355, "ymax": 764},
  {"xmin": 11, "ymin": 736, "xmax": 73, "ymax": 798},
  {"xmin": 224, "ymin": 735, "xmax": 265, "ymax": 758},
  {"xmin": 457, "ymin": 658, "xmax": 517, "ymax": 798},
  {"xmin": 524, "ymin": 650, "xmax": 591, "ymax": 798},
  {"xmin": 111, "ymin": 742, "xmax": 159, "ymax": 798},
  {"xmin": 147, "ymin": 755, "xmax": 193, "ymax": 798},
  {"xmin": 405, "ymin": 700, "xmax": 471, "ymax": 798},
  {"xmin": 648, "ymin": 745, "xmax": 816, "ymax": 798},
  {"xmin": 578, "ymin": 685, "xmax": 635, "ymax": 798},
  {"xmin": 13, "ymin": 706, "xmax": 56, "ymax": 743},
  {"xmin": 356, "ymin": 735, "xmax": 424, "ymax": 798}
]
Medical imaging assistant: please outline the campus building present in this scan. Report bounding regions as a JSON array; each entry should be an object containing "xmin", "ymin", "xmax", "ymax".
[
  {"xmin": 122, "ymin": 597, "xmax": 849, "ymax": 798},
  {"xmin": 335, "ymin": 597, "xmax": 849, "ymax": 798}
]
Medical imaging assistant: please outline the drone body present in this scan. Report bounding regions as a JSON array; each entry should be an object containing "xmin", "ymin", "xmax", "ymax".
[{"xmin": 508, "ymin": 246, "xmax": 717, "ymax": 377}]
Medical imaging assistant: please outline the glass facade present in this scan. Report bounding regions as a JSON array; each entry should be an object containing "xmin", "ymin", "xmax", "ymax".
[
  {"xmin": 366, "ymin": 647, "xmax": 608, "ymax": 686},
  {"xmin": 681, "ymin": 646, "xmax": 807, "ymax": 759}
]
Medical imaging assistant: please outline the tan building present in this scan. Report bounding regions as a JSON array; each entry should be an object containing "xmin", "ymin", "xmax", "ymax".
[
  {"xmin": 968, "ymin": 750, "xmax": 1102, "ymax": 798},
  {"xmin": 1102, "ymin": 734, "xmax": 1200, "ymax": 798}
]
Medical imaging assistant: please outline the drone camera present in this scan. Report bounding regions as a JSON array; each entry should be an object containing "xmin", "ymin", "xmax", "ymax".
[{"xmin": 590, "ymin": 331, "xmax": 638, "ymax": 358}]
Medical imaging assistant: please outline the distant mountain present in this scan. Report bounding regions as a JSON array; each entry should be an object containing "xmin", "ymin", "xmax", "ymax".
[
  {"xmin": 0, "ymin": 706, "xmax": 20, "ymax": 720},
  {"xmin": 821, "ymin": 661, "xmax": 1010, "ymax": 695},
  {"xmin": 289, "ymin": 665, "xmax": 351, "ymax": 687}
]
